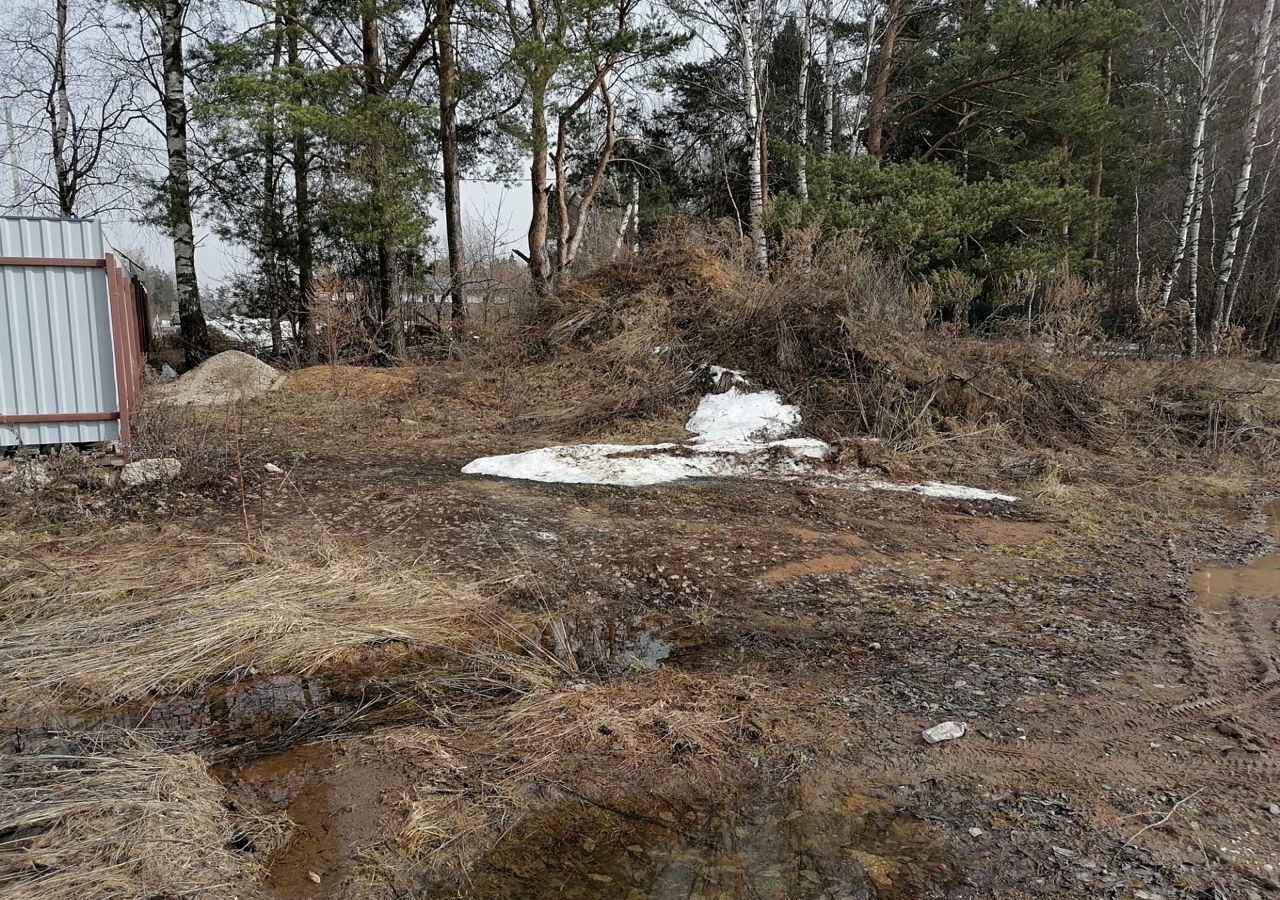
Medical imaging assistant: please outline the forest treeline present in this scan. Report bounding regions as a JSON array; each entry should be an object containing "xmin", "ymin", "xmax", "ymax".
[{"xmin": 3, "ymin": 0, "xmax": 1280, "ymax": 365}]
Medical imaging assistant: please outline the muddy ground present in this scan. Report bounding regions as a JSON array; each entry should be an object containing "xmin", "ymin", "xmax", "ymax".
[{"xmin": 3, "ymin": 363, "xmax": 1280, "ymax": 900}]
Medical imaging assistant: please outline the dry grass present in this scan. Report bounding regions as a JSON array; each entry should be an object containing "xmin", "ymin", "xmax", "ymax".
[
  {"xmin": 0, "ymin": 529, "xmax": 552, "ymax": 709},
  {"xmin": 393, "ymin": 669, "xmax": 781, "ymax": 872},
  {"xmin": 0, "ymin": 734, "xmax": 278, "ymax": 900}
]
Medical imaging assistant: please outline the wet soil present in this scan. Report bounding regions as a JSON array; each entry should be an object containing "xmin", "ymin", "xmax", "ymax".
[{"xmin": 6, "ymin": 375, "xmax": 1280, "ymax": 900}]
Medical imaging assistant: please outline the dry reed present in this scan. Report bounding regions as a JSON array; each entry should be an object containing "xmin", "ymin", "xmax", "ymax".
[
  {"xmin": 0, "ymin": 530, "xmax": 548, "ymax": 708},
  {"xmin": 0, "ymin": 734, "xmax": 278, "ymax": 900}
]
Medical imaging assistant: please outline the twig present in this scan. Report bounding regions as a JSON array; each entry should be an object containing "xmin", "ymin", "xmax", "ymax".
[{"xmin": 1122, "ymin": 787, "xmax": 1205, "ymax": 849}]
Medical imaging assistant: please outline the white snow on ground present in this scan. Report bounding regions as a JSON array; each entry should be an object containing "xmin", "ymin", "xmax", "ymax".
[
  {"xmin": 461, "ymin": 370, "xmax": 1017, "ymax": 501},
  {"xmin": 859, "ymin": 479, "xmax": 1017, "ymax": 503},
  {"xmin": 207, "ymin": 315, "xmax": 297, "ymax": 349},
  {"xmin": 687, "ymin": 387, "xmax": 800, "ymax": 442}
]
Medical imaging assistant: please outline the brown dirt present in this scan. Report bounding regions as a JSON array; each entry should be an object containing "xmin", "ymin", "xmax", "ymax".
[{"xmin": 3, "ymin": 360, "xmax": 1280, "ymax": 900}]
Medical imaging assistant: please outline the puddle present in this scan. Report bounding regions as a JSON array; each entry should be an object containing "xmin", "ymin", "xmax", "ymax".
[
  {"xmin": 1190, "ymin": 500, "xmax": 1280, "ymax": 611},
  {"xmin": 13, "ymin": 673, "xmax": 420, "ymax": 757},
  {"xmin": 538, "ymin": 614, "xmax": 680, "ymax": 674},
  {"xmin": 422, "ymin": 777, "xmax": 959, "ymax": 898},
  {"xmin": 217, "ymin": 742, "xmax": 397, "ymax": 900}
]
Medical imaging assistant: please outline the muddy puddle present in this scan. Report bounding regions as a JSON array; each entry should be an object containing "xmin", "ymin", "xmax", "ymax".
[
  {"xmin": 9, "ymin": 672, "xmax": 427, "ymax": 757},
  {"xmin": 537, "ymin": 613, "xmax": 699, "ymax": 675},
  {"xmin": 1190, "ymin": 499, "xmax": 1280, "ymax": 611},
  {"xmin": 419, "ymin": 778, "xmax": 959, "ymax": 899}
]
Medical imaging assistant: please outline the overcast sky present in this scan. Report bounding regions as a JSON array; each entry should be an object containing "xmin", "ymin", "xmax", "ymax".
[{"xmin": 90, "ymin": 175, "xmax": 534, "ymax": 289}]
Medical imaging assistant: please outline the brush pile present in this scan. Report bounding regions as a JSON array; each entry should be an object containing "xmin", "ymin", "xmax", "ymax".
[{"xmin": 519, "ymin": 229, "xmax": 1279, "ymax": 459}]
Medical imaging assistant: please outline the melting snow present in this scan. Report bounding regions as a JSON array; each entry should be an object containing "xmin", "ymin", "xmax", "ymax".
[{"xmin": 461, "ymin": 371, "xmax": 1016, "ymax": 501}]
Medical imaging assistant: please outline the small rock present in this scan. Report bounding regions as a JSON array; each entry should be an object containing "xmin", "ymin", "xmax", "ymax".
[
  {"xmin": 1, "ymin": 462, "xmax": 49, "ymax": 491},
  {"xmin": 1051, "ymin": 846, "xmax": 1077, "ymax": 859},
  {"xmin": 120, "ymin": 457, "xmax": 181, "ymax": 487},
  {"xmin": 264, "ymin": 462, "xmax": 284, "ymax": 475},
  {"xmin": 867, "ymin": 642, "xmax": 882, "ymax": 650},
  {"xmin": 160, "ymin": 363, "xmax": 178, "ymax": 379},
  {"xmin": 968, "ymin": 827, "xmax": 984, "ymax": 837},
  {"xmin": 1133, "ymin": 891, "xmax": 1163, "ymax": 900},
  {"xmin": 570, "ymin": 682, "xmax": 589, "ymax": 692},
  {"xmin": 308, "ymin": 871, "xmax": 322, "ymax": 884},
  {"xmin": 922, "ymin": 721, "xmax": 967, "ymax": 744},
  {"xmin": 1267, "ymin": 803, "xmax": 1280, "ymax": 816},
  {"xmin": 533, "ymin": 531, "xmax": 559, "ymax": 543}
]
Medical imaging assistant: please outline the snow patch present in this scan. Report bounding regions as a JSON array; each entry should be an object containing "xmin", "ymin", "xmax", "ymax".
[
  {"xmin": 461, "ymin": 368, "xmax": 1016, "ymax": 502},
  {"xmin": 864, "ymin": 479, "xmax": 1018, "ymax": 503},
  {"xmin": 687, "ymin": 386, "xmax": 800, "ymax": 443}
]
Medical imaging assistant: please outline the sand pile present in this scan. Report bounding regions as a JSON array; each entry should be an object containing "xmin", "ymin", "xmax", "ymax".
[{"xmin": 150, "ymin": 350, "xmax": 279, "ymax": 406}]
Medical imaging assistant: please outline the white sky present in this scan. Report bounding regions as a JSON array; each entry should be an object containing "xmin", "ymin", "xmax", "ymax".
[{"xmin": 93, "ymin": 175, "xmax": 534, "ymax": 288}]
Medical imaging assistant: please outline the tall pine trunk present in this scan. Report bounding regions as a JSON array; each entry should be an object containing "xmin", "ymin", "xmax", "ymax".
[
  {"xmin": 437, "ymin": 0, "xmax": 465, "ymax": 328},
  {"xmin": 865, "ymin": 0, "xmax": 903, "ymax": 162},
  {"xmin": 361, "ymin": 2, "xmax": 403, "ymax": 358},
  {"xmin": 528, "ymin": 86, "xmax": 551, "ymax": 297},
  {"xmin": 160, "ymin": 0, "xmax": 210, "ymax": 366}
]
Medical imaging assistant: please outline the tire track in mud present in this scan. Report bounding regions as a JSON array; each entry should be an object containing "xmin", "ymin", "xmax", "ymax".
[{"xmin": 860, "ymin": 589, "xmax": 1280, "ymax": 798}]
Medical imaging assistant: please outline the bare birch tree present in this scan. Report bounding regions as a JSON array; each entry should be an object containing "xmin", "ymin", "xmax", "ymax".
[
  {"xmin": 1208, "ymin": 0, "xmax": 1277, "ymax": 351},
  {"xmin": 0, "ymin": 0, "xmax": 141, "ymax": 216},
  {"xmin": 1155, "ymin": 0, "xmax": 1226, "ymax": 343},
  {"xmin": 795, "ymin": 0, "xmax": 812, "ymax": 198},
  {"xmin": 821, "ymin": 0, "xmax": 834, "ymax": 154}
]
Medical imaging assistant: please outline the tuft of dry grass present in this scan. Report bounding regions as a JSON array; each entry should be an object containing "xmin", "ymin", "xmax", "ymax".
[
  {"xmin": 393, "ymin": 669, "xmax": 780, "ymax": 873},
  {"xmin": 0, "ymin": 530, "xmax": 552, "ymax": 709},
  {"xmin": 0, "ymin": 734, "xmax": 280, "ymax": 900}
]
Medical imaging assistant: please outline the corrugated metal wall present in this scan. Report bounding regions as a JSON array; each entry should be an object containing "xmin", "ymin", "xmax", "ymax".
[{"xmin": 0, "ymin": 217, "xmax": 120, "ymax": 447}]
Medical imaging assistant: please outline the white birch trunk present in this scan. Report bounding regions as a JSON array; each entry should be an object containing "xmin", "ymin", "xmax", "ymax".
[
  {"xmin": 850, "ymin": 0, "xmax": 879, "ymax": 156},
  {"xmin": 1186, "ymin": 163, "xmax": 1206, "ymax": 354},
  {"xmin": 1210, "ymin": 0, "xmax": 1278, "ymax": 351},
  {"xmin": 50, "ymin": 0, "xmax": 73, "ymax": 215},
  {"xmin": 1156, "ymin": 0, "xmax": 1224, "ymax": 315},
  {"xmin": 822, "ymin": 0, "xmax": 834, "ymax": 155},
  {"xmin": 738, "ymin": 0, "xmax": 769, "ymax": 271},
  {"xmin": 796, "ymin": 0, "xmax": 812, "ymax": 198}
]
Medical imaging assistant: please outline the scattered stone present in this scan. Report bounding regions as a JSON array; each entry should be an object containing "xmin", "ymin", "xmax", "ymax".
[
  {"xmin": 264, "ymin": 462, "xmax": 284, "ymax": 475},
  {"xmin": 160, "ymin": 363, "xmax": 178, "ymax": 379},
  {"xmin": 1, "ymin": 462, "xmax": 49, "ymax": 491},
  {"xmin": 867, "ymin": 642, "xmax": 882, "ymax": 650},
  {"xmin": 968, "ymin": 827, "xmax": 985, "ymax": 837},
  {"xmin": 1133, "ymin": 891, "xmax": 1163, "ymax": 900},
  {"xmin": 570, "ymin": 682, "xmax": 589, "ymax": 692},
  {"xmin": 1051, "ymin": 846, "xmax": 1077, "ymax": 859},
  {"xmin": 1266, "ymin": 803, "xmax": 1280, "ymax": 816},
  {"xmin": 533, "ymin": 531, "xmax": 559, "ymax": 543},
  {"xmin": 308, "ymin": 871, "xmax": 322, "ymax": 884},
  {"xmin": 121, "ymin": 458, "xmax": 182, "ymax": 487},
  {"xmin": 922, "ymin": 721, "xmax": 968, "ymax": 744}
]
